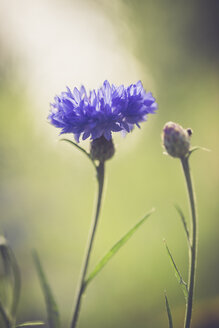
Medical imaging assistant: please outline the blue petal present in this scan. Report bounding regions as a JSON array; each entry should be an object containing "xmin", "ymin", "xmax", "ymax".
[
  {"xmin": 49, "ymin": 80, "xmax": 157, "ymax": 142},
  {"xmin": 104, "ymin": 130, "xmax": 112, "ymax": 140}
]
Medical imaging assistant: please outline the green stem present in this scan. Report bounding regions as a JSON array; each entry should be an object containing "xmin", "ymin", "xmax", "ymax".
[
  {"xmin": 181, "ymin": 157, "xmax": 197, "ymax": 328},
  {"xmin": 70, "ymin": 161, "xmax": 105, "ymax": 328}
]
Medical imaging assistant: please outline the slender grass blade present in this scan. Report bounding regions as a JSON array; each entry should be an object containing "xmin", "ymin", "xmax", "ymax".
[
  {"xmin": 32, "ymin": 251, "xmax": 60, "ymax": 328},
  {"xmin": 174, "ymin": 205, "xmax": 190, "ymax": 247},
  {"xmin": 85, "ymin": 208, "xmax": 155, "ymax": 288},
  {"xmin": 164, "ymin": 291, "xmax": 173, "ymax": 328},
  {"xmin": 0, "ymin": 298, "xmax": 11, "ymax": 328},
  {"xmin": 0, "ymin": 235, "xmax": 21, "ymax": 321},
  {"xmin": 164, "ymin": 241, "xmax": 188, "ymax": 301},
  {"xmin": 16, "ymin": 322, "xmax": 45, "ymax": 327}
]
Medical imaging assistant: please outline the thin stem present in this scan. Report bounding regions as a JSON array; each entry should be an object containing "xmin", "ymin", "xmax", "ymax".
[
  {"xmin": 181, "ymin": 157, "xmax": 197, "ymax": 328},
  {"xmin": 70, "ymin": 161, "xmax": 105, "ymax": 328}
]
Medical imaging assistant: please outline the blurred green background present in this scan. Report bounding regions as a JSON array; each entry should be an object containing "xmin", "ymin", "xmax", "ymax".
[{"xmin": 0, "ymin": 0, "xmax": 219, "ymax": 327}]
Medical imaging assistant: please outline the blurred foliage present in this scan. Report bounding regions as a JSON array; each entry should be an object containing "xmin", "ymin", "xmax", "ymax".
[{"xmin": 0, "ymin": 1, "xmax": 219, "ymax": 328}]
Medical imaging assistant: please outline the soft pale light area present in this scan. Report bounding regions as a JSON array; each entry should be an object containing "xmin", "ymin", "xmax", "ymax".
[{"xmin": 0, "ymin": 0, "xmax": 145, "ymax": 116}]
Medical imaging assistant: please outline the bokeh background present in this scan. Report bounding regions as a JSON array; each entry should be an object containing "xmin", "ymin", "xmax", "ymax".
[{"xmin": 0, "ymin": 0, "xmax": 219, "ymax": 327}]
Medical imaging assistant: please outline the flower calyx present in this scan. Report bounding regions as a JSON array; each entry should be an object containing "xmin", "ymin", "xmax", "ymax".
[
  {"xmin": 162, "ymin": 122, "xmax": 192, "ymax": 159},
  {"xmin": 90, "ymin": 136, "xmax": 115, "ymax": 163}
]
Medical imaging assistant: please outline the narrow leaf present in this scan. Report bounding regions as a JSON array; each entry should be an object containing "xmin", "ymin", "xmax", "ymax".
[
  {"xmin": 85, "ymin": 208, "xmax": 155, "ymax": 288},
  {"xmin": 189, "ymin": 146, "xmax": 210, "ymax": 157},
  {"xmin": 164, "ymin": 291, "xmax": 173, "ymax": 328},
  {"xmin": 9, "ymin": 249, "xmax": 21, "ymax": 319},
  {"xmin": 0, "ymin": 235, "xmax": 21, "ymax": 319},
  {"xmin": 32, "ymin": 251, "xmax": 60, "ymax": 328},
  {"xmin": 0, "ymin": 298, "xmax": 11, "ymax": 328},
  {"xmin": 16, "ymin": 322, "xmax": 45, "ymax": 327},
  {"xmin": 60, "ymin": 138, "xmax": 96, "ymax": 169},
  {"xmin": 174, "ymin": 205, "xmax": 190, "ymax": 247},
  {"xmin": 0, "ymin": 236, "xmax": 11, "ymax": 275},
  {"xmin": 164, "ymin": 241, "xmax": 188, "ymax": 301}
]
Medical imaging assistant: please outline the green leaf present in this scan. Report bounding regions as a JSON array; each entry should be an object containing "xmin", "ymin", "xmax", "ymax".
[
  {"xmin": 0, "ymin": 236, "xmax": 11, "ymax": 275},
  {"xmin": 0, "ymin": 298, "xmax": 11, "ymax": 328},
  {"xmin": 16, "ymin": 322, "xmax": 45, "ymax": 327},
  {"xmin": 174, "ymin": 205, "xmax": 190, "ymax": 247},
  {"xmin": 164, "ymin": 241, "xmax": 188, "ymax": 301},
  {"xmin": 60, "ymin": 138, "xmax": 96, "ymax": 169},
  {"xmin": 0, "ymin": 235, "xmax": 21, "ymax": 320},
  {"xmin": 189, "ymin": 146, "xmax": 210, "ymax": 157},
  {"xmin": 84, "ymin": 208, "xmax": 155, "ymax": 288},
  {"xmin": 32, "ymin": 251, "xmax": 60, "ymax": 328},
  {"xmin": 164, "ymin": 291, "xmax": 173, "ymax": 328},
  {"xmin": 9, "ymin": 250, "xmax": 21, "ymax": 319}
]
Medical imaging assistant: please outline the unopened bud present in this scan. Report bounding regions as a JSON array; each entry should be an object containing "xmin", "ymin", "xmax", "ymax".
[
  {"xmin": 162, "ymin": 122, "xmax": 191, "ymax": 158},
  {"xmin": 90, "ymin": 136, "xmax": 115, "ymax": 162}
]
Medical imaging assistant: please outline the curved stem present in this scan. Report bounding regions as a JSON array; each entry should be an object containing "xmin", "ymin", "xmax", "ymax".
[
  {"xmin": 70, "ymin": 162, "xmax": 105, "ymax": 328},
  {"xmin": 181, "ymin": 157, "xmax": 197, "ymax": 328}
]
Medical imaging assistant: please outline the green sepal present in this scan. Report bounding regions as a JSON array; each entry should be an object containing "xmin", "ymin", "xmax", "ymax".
[
  {"xmin": 84, "ymin": 208, "xmax": 155, "ymax": 288},
  {"xmin": 32, "ymin": 251, "xmax": 60, "ymax": 328}
]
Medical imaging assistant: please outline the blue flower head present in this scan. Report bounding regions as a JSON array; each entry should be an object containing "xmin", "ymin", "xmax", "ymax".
[{"xmin": 48, "ymin": 80, "xmax": 157, "ymax": 142}]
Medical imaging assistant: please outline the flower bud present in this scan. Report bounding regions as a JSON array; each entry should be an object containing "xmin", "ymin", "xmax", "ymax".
[
  {"xmin": 162, "ymin": 122, "xmax": 191, "ymax": 158},
  {"xmin": 90, "ymin": 136, "xmax": 115, "ymax": 162}
]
